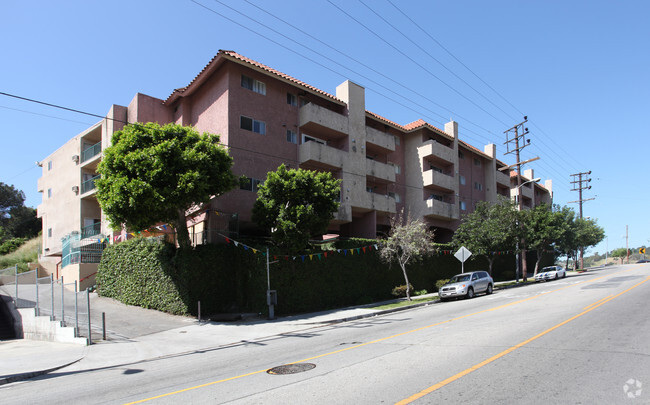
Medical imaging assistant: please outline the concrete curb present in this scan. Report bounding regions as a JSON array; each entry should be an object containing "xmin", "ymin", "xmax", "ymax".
[{"xmin": 0, "ymin": 358, "xmax": 83, "ymax": 386}]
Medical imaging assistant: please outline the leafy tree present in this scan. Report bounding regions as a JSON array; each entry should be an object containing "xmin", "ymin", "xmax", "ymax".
[
  {"xmin": 452, "ymin": 198, "xmax": 520, "ymax": 275},
  {"xmin": 0, "ymin": 182, "xmax": 26, "ymax": 226},
  {"xmin": 574, "ymin": 217, "xmax": 605, "ymax": 268},
  {"xmin": 252, "ymin": 164, "xmax": 340, "ymax": 254},
  {"xmin": 5, "ymin": 206, "xmax": 40, "ymax": 239},
  {"xmin": 523, "ymin": 204, "xmax": 565, "ymax": 276},
  {"xmin": 554, "ymin": 206, "xmax": 578, "ymax": 269},
  {"xmin": 379, "ymin": 210, "xmax": 435, "ymax": 301},
  {"xmin": 96, "ymin": 123, "xmax": 236, "ymax": 249},
  {"xmin": 611, "ymin": 247, "xmax": 628, "ymax": 264}
]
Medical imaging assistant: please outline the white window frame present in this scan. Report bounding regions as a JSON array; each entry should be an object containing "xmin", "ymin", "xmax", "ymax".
[
  {"xmin": 47, "ymin": 161, "xmax": 53, "ymax": 171},
  {"xmin": 287, "ymin": 93, "xmax": 297, "ymax": 106},
  {"xmin": 460, "ymin": 201, "xmax": 467, "ymax": 210},
  {"xmin": 240, "ymin": 116, "xmax": 266, "ymax": 135},
  {"xmin": 241, "ymin": 75, "xmax": 266, "ymax": 95},
  {"xmin": 286, "ymin": 130, "xmax": 297, "ymax": 144},
  {"xmin": 474, "ymin": 182, "xmax": 483, "ymax": 191},
  {"xmin": 459, "ymin": 175, "xmax": 466, "ymax": 185}
]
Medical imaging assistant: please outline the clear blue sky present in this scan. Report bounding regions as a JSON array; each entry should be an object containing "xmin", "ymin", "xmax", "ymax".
[{"xmin": 1, "ymin": 0, "xmax": 648, "ymax": 255}]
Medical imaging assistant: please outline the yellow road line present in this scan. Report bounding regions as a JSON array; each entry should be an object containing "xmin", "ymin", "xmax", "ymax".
[
  {"xmin": 396, "ymin": 275, "xmax": 650, "ymax": 405},
  {"xmin": 125, "ymin": 268, "xmax": 635, "ymax": 404},
  {"xmin": 583, "ymin": 295, "xmax": 613, "ymax": 310}
]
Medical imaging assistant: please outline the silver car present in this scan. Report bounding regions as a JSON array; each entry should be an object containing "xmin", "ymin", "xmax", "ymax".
[{"xmin": 439, "ymin": 271, "xmax": 494, "ymax": 301}]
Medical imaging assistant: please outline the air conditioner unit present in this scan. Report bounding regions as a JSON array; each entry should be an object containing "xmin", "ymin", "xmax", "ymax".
[
  {"xmin": 72, "ymin": 186, "xmax": 79, "ymax": 193},
  {"xmin": 72, "ymin": 155, "xmax": 79, "ymax": 163}
]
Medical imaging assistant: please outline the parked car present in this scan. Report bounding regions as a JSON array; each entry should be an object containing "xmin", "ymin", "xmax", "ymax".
[
  {"xmin": 439, "ymin": 271, "xmax": 493, "ymax": 301},
  {"xmin": 537, "ymin": 265, "xmax": 566, "ymax": 281}
]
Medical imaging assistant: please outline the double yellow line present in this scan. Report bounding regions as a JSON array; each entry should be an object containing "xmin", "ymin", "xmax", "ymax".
[{"xmin": 125, "ymin": 268, "xmax": 643, "ymax": 404}]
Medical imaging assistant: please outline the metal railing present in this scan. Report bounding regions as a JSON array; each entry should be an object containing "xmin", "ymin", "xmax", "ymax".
[
  {"xmin": 81, "ymin": 175, "xmax": 100, "ymax": 194},
  {"xmin": 81, "ymin": 141, "xmax": 101, "ymax": 163},
  {"xmin": 81, "ymin": 222, "xmax": 102, "ymax": 238},
  {"xmin": 0, "ymin": 265, "xmax": 95, "ymax": 343}
]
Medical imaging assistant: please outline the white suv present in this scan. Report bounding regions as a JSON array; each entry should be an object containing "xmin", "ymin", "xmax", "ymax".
[{"xmin": 439, "ymin": 271, "xmax": 494, "ymax": 301}]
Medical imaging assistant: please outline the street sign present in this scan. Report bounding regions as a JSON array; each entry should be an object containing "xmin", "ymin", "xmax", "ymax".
[
  {"xmin": 640, "ymin": 248, "xmax": 646, "ymax": 254},
  {"xmin": 455, "ymin": 247, "xmax": 472, "ymax": 273},
  {"xmin": 454, "ymin": 247, "xmax": 472, "ymax": 263}
]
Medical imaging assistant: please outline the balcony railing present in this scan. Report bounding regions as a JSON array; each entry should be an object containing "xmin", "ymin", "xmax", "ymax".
[
  {"xmin": 81, "ymin": 142, "xmax": 101, "ymax": 163},
  {"xmin": 81, "ymin": 175, "xmax": 100, "ymax": 194},
  {"xmin": 81, "ymin": 222, "xmax": 101, "ymax": 238}
]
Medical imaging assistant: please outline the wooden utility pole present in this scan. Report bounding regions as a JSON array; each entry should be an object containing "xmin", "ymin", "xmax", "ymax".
[
  {"xmin": 569, "ymin": 171, "xmax": 595, "ymax": 269},
  {"xmin": 504, "ymin": 116, "xmax": 531, "ymax": 281}
]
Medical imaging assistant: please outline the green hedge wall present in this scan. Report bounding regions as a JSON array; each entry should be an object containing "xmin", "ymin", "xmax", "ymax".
[
  {"xmin": 97, "ymin": 238, "xmax": 188, "ymax": 315},
  {"xmin": 97, "ymin": 237, "xmax": 552, "ymax": 317}
]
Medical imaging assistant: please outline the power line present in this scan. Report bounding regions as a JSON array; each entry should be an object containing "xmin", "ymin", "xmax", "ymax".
[
  {"xmin": 0, "ymin": 104, "xmax": 93, "ymax": 126},
  {"xmin": 358, "ymin": 0, "xmax": 518, "ymax": 123},
  {"xmin": 326, "ymin": 0, "xmax": 509, "ymax": 128},
  {"xmin": 205, "ymin": 0, "xmax": 495, "ymax": 145}
]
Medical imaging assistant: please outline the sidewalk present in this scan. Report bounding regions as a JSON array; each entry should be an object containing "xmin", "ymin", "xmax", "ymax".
[{"xmin": 0, "ymin": 272, "xmax": 581, "ymax": 385}]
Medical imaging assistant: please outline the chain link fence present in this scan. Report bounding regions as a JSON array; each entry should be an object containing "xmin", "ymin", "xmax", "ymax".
[{"xmin": 0, "ymin": 265, "xmax": 96, "ymax": 343}]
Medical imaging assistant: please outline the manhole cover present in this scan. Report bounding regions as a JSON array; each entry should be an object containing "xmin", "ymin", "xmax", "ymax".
[{"xmin": 267, "ymin": 363, "xmax": 316, "ymax": 375}]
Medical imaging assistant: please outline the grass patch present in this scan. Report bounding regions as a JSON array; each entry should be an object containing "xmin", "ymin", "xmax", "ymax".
[
  {"xmin": 369, "ymin": 295, "xmax": 438, "ymax": 310},
  {"xmin": 0, "ymin": 236, "xmax": 40, "ymax": 272}
]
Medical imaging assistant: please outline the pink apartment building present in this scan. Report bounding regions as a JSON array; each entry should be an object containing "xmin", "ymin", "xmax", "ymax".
[{"xmin": 37, "ymin": 50, "xmax": 552, "ymax": 289}]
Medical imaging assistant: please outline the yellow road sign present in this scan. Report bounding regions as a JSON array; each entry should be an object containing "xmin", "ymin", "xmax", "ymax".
[{"xmin": 640, "ymin": 248, "xmax": 646, "ymax": 254}]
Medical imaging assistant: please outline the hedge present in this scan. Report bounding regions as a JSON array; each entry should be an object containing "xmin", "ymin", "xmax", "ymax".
[{"xmin": 97, "ymin": 237, "xmax": 552, "ymax": 316}]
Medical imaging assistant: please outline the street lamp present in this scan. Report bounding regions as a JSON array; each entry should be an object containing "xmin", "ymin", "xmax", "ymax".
[{"xmin": 514, "ymin": 177, "xmax": 541, "ymax": 283}]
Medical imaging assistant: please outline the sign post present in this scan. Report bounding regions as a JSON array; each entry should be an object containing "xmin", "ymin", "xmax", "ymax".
[{"xmin": 454, "ymin": 246, "xmax": 472, "ymax": 274}]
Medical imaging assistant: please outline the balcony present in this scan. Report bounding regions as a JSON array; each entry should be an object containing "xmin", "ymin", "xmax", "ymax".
[
  {"xmin": 424, "ymin": 198, "xmax": 459, "ymax": 220},
  {"xmin": 496, "ymin": 170, "xmax": 510, "ymax": 187},
  {"xmin": 356, "ymin": 192, "xmax": 396, "ymax": 214},
  {"xmin": 81, "ymin": 175, "xmax": 100, "ymax": 195},
  {"xmin": 81, "ymin": 141, "xmax": 101, "ymax": 163},
  {"xmin": 423, "ymin": 169, "xmax": 455, "ymax": 192},
  {"xmin": 366, "ymin": 127, "xmax": 395, "ymax": 153},
  {"xmin": 418, "ymin": 140, "xmax": 455, "ymax": 164},
  {"xmin": 299, "ymin": 103, "xmax": 348, "ymax": 138},
  {"xmin": 365, "ymin": 159, "xmax": 396, "ymax": 183},
  {"xmin": 81, "ymin": 222, "xmax": 102, "ymax": 239},
  {"xmin": 299, "ymin": 141, "xmax": 347, "ymax": 170}
]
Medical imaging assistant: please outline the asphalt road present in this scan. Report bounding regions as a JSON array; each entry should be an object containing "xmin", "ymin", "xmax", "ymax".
[{"xmin": 2, "ymin": 264, "xmax": 649, "ymax": 404}]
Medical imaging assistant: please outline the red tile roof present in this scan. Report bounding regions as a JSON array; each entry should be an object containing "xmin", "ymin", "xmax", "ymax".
[{"xmin": 165, "ymin": 50, "xmax": 343, "ymax": 105}]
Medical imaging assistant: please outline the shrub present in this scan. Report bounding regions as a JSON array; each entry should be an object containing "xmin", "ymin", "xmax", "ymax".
[
  {"xmin": 435, "ymin": 279, "xmax": 450, "ymax": 292},
  {"xmin": 391, "ymin": 284, "xmax": 414, "ymax": 298},
  {"xmin": 0, "ymin": 238, "xmax": 26, "ymax": 255},
  {"xmin": 414, "ymin": 289, "xmax": 428, "ymax": 296}
]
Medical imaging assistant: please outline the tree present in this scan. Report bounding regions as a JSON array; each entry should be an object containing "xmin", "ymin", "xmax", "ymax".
[
  {"xmin": 574, "ymin": 217, "xmax": 605, "ymax": 268},
  {"xmin": 555, "ymin": 206, "xmax": 578, "ymax": 270},
  {"xmin": 452, "ymin": 198, "xmax": 520, "ymax": 275},
  {"xmin": 379, "ymin": 210, "xmax": 435, "ymax": 301},
  {"xmin": 523, "ymin": 204, "xmax": 565, "ymax": 276},
  {"xmin": 611, "ymin": 247, "xmax": 628, "ymax": 264},
  {"xmin": 252, "ymin": 164, "xmax": 341, "ymax": 253},
  {"xmin": 96, "ymin": 123, "xmax": 236, "ymax": 250},
  {"xmin": 0, "ymin": 182, "xmax": 25, "ymax": 225}
]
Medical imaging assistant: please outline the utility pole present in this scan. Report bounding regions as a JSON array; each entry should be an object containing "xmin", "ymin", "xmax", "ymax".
[
  {"xmin": 504, "ymin": 116, "xmax": 533, "ymax": 282},
  {"xmin": 569, "ymin": 171, "xmax": 595, "ymax": 269},
  {"xmin": 626, "ymin": 225, "xmax": 629, "ymax": 263}
]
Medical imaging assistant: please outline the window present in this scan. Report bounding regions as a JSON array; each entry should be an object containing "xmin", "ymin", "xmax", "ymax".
[
  {"xmin": 47, "ymin": 188, "xmax": 52, "ymax": 198},
  {"xmin": 240, "ymin": 116, "xmax": 266, "ymax": 135},
  {"xmin": 474, "ymin": 158, "xmax": 482, "ymax": 166},
  {"xmin": 241, "ymin": 75, "xmax": 266, "ymax": 95},
  {"xmin": 240, "ymin": 177, "xmax": 264, "ymax": 192},
  {"xmin": 430, "ymin": 165, "xmax": 442, "ymax": 173},
  {"xmin": 428, "ymin": 194, "xmax": 443, "ymax": 202},
  {"xmin": 287, "ymin": 93, "xmax": 297, "ymax": 106},
  {"xmin": 459, "ymin": 175, "xmax": 466, "ymax": 185},
  {"xmin": 366, "ymin": 187, "xmax": 374, "ymax": 193},
  {"xmin": 460, "ymin": 201, "xmax": 467, "ymax": 210},
  {"xmin": 286, "ymin": 130, "xmax": 297, "ymax": 144},
  {"xmin": 394, "ymin": 136, "xmax": 400, "ymax": 146},
  {"xmin": 474, "ymin": 182, "xmax": 483, "ymax": 191},
  {"xmin": 48, "ymin": 228, "xmax": 52, "ymax": 238},
  {"xmin": 458, "ymin": 151, "xmax": 464, "ymax": 159},
  {"xmin": 388, "ymin": 192, "xmax": 401, "ymax": 203},
  {"xmin": 47, "ymin": 161, "xmax": 53, "ymax": 171},
  {"xmin": 389, "ymin": 163, "xmax": 401, "ymax": 174}
]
